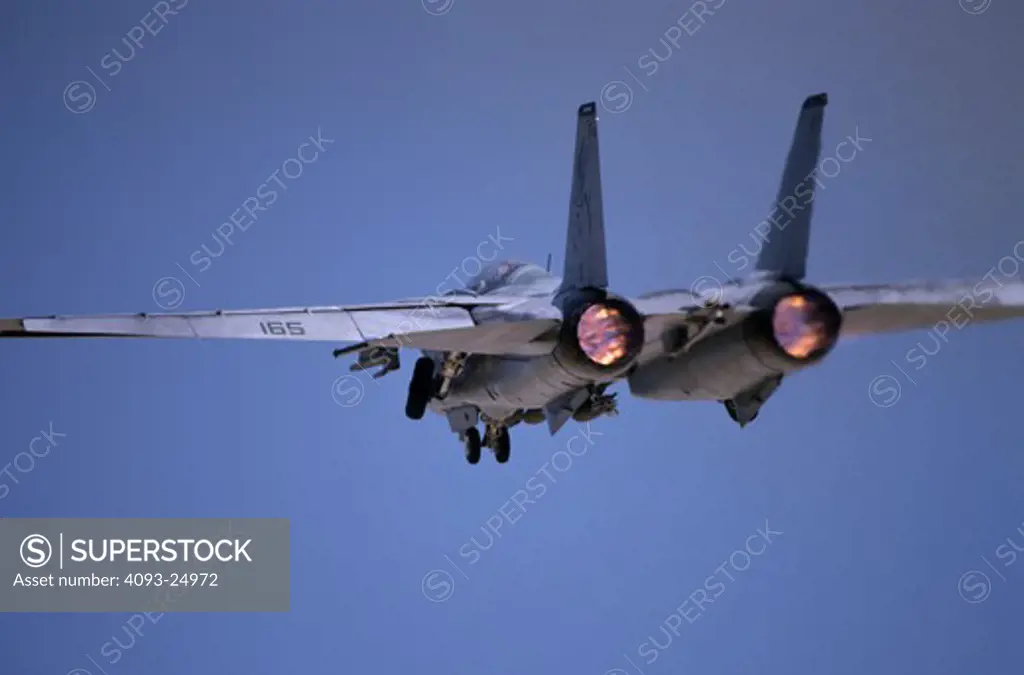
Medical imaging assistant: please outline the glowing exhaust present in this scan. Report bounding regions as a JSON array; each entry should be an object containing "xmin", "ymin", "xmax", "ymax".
[
  {"xmin": 577, "ymin": 304, "xmax": 634, "ymax": 366},
  {"xmin": 771, "ymin": 293, "xmax": 839, "ymax": 359}
]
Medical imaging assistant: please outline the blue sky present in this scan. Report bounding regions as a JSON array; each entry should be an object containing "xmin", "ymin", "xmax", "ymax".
[{"xmin": 2, "ymin": 0, "xmax": 1022, "ymax": 673}]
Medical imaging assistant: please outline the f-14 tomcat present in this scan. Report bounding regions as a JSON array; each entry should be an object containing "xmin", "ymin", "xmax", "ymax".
[{"xmin": 5, "ymin": 94, "xmax": 1024, "ymax": 465}]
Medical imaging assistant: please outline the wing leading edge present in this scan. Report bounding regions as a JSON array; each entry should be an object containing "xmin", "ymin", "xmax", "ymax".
[
  {"xmin": 826, "ymin": 278, "xmax": 1024, "ymax": 337},
  {"xmin": 0, "ymin": 296, "xmax": 561, "ymax": 357}
]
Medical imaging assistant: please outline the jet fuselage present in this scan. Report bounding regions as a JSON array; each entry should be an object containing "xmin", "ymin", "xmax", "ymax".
[{"xmin": 428, "ymin": 265, "xmax": 842, "ymax": 423}]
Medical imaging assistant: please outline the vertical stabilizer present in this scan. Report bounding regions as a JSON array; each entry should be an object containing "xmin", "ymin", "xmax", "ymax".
[
  {"xmin": 753, "ymin": 93, "xmax": 828, "ymax": 281},
  {"xmin": 557, "ymin": 102, "xmax": 608, "ymax": 292}
]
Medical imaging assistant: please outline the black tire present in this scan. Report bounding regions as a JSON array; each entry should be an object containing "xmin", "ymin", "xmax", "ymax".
[
  {"xmin": 464, "ymin": 428, "xmax": 481, "ymax": 465},
  {"xmin": 494, "ymin": 428, "xmax": 510, "ymax": 464},
  {"xmin": 405, "ymin": 357, "xmax": 435, "ymax": 420}
]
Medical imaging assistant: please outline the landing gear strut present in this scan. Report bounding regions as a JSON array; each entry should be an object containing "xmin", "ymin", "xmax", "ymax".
[
  {"xmin": 406, "ymin": 352, "xmax": 468, "ymax": 421},
  {"xmin": 435, "ymin": 352, "xmax": 467, "ymax": 399}
]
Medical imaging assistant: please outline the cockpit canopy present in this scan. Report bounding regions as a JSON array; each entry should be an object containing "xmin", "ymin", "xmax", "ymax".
[{"xmin": 463, "ymin": 260, "xmax": 552, "ymax": 295}]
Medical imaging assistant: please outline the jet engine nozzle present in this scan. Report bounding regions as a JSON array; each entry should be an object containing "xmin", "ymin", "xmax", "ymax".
[
  {"xmin": 626, "ymin": 284, "xmax": 841, "ymax": 402},
  {"xmin": 555, "ymin": 297, "xmax": 645, "ymax": 379},
  {"xmin": 768, "ymin": 289, "xmax": 842, "ymax": 363}
]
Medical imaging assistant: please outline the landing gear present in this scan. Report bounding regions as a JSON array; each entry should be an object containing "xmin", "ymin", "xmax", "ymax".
[
  {"xmin": 483, "ymin": 421, "xmax": 511, "ymax": 464},
  {"xmin": 463, "ymin": 427, "xmax": 481, "ymax": 464},
  {"xmin": 434, "ymin": 352, "xmax": 468, "ymax": 399},
  {"xmin": 493, "ymin": 428, "xmax": 510, "ymax": 464},
  {"xmin": 405, "ymin": 357, "xmax": 435, "ymax": 420},
  {"xmin": 457, "ymin": 420, "xmax": 512, "ymax": 465}
]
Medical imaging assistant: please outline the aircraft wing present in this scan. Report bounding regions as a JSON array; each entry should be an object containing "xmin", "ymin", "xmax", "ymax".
[
  {"xmin": 0, "ymin": 296, "xmax": 560, "ymax": 357},
  {"xmin": 826, "ymin": 278, "xmax": 1024, "ymax": 337}
]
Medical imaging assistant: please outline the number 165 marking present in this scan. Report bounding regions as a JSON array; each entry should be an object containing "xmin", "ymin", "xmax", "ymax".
[{"xmin": 259, "ymin": 320, "xmax": 306, "ymax": 336}]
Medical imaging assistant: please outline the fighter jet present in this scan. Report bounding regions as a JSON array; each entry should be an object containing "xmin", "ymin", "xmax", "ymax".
[{"xmin": 5, "ymin": 94, "xmax": 1024, "ymax": 465}]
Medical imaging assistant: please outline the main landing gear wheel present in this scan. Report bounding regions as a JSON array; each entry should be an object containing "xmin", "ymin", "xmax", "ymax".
[
  {"xmin": 493, "ymin": 428, "xmax": 511, "ymax": 464},
  {"xmin": 464, "ymin": 428, "xmax": 481, "ymax": 465},
  {"xmin": 405, "ymin": 357, "xmax": 435, "ymax": 420}
]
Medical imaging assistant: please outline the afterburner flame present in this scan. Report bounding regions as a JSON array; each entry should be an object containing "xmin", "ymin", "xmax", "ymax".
[
  {"xmin": 772, "ymin": 294, "xmax": 836, "ymax": 359},
  {"xmin": 577, "ymin": 304, "xmax": 633, "ymax": 366}
]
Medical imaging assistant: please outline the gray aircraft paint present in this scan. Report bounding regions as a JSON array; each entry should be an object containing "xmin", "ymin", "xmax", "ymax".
[{"xmin": 6, "ymin": 94, "xmax": 1024, "ymax": 442}]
